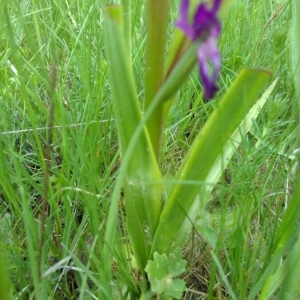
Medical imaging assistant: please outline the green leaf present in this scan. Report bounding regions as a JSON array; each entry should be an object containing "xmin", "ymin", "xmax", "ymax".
[
  {"xmin": 121, "ymin": 0, "xmax": 131, "ymax": 53},
  {"xmin": 195, "ymin": 79, "xmax": 278, "ymax": 250},
  {"xmin": 258, "ymin": 236, "xmax": 300, "ymax": 299},
  {"xmin": 145, "ymin": 0, "xmax": 169, "ymax": 158},
  {"xmin": 151, "ymin": 69, "xmax": 272, "ymax": 255},
  {"xmin": 103, "ymin": 4, "xmax": 162, "ymax": 275},
  {"xmin": 145, "ymin": 249, "xmax": 187, "ymax": 299},
  {"xmin": 203, "ymin": 79, "xmax": 278, "ymax": 193},
  {"xmin": 159, "ymin": 43, "xmax": 198, "ymax": 102},
  {"xmin": 196, "ymin": 210, "xmax": 218, "ymax": 249},
  {"xmin": 290, "ymin": 0, "xmax": 300, "ymax": 101}
]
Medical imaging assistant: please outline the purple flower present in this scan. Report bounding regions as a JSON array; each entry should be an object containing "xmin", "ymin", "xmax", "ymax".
[{"xmin": 176, "ymin": 0, "xmax": 222, "ymax": 100}]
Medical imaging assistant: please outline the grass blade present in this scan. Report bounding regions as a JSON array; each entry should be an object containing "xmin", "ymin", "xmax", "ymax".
[{"xmin": 250, "ymin": 169, "xmax": 300, "ymax": 299}]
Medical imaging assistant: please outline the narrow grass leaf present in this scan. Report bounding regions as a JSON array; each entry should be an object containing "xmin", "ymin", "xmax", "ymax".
[
  {"xmin": 251, "ymin": 170, "xmax": 300, "ymax": 299},
  {"xmin": 258, "ymin": 236, "xmax": 300, "ymax": 299},
  {"xmin": 211, "ymin": 251, "xmax": 237, "ymax": 300}
]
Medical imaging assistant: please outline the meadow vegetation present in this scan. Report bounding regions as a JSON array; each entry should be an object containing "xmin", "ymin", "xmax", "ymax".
[{"xmin": 0, "ymin": 0, "xmax": 299, "ymax": 299}]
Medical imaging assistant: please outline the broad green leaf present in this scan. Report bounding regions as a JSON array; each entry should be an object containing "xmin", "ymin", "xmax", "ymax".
[
  {"xmin": 195, "ymin": 79, "xmax": 277, "ymax": 249},
  {"xmin": 145, "ymin": 249, "xmax": 187, "ymax": 299},
  {"xmin": 205, "ymin": 78, "xmax": 278, "ymax": 193},
  {"xmin": 121, "ymin": 0, "xmax": 131, "ymax": 53},
  {"xmin": 102, "ymin": 2, "xmax": 197, "ymax": 277},
  {"xmin": 103, "ymin": 5, "xmax": 162, "ymax": 273},
  {"xmin": 196, "ymin": 210, "xmax": 218, "ymax": 249},
  {"xmin": 151, "ymin": 69, "xmax": 272, "ymax": 255}
]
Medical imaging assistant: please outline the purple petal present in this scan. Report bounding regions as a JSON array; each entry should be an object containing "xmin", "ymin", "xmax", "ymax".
[
  {"xmin": 175, "ymin": 0, "xmax": 221, "ymax": 41},
  {"xmin": 212, "ymin": 0, "xmax": 222, "ymax": 12},
  {"xmin": 179, "ymin": 0, "xmax": 189, "ymax": 20},
  {"xmin": 192, "ymin": 4, "xmax": 213, "ymax": 40},
  {"xmin": 193, "ymin": 3, "xmax": 220, "ymax": 41},
  {"xmin": 175, "ymin": 0, "xmax": 194, "ymax": 39},
  {"xmin": 175, "ymin": 0, "xmax": 223, "ymax": 100},
  {"xmin": 197, "ymin": 34, "xmax": 221, "ymax": 100}
]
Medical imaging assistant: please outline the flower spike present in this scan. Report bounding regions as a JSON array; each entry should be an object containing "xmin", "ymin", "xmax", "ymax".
[{"xmin": 176, "ymin": 0, "xmax": 222, "ymax": 100}]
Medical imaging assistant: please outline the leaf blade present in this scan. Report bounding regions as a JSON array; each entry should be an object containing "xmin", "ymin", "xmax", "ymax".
[
  {"xmin": 103, "ymin": 5, "xmax": 162, "ymax": 273},
  {"xmin": 151, "ymin": 69, "xmax": 272, "ymax": 255}
]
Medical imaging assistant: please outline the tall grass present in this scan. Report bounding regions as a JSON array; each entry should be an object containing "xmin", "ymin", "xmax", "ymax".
[{"xmin": 0, "ymin": 0, "xmax": 298, "ymax": 299}]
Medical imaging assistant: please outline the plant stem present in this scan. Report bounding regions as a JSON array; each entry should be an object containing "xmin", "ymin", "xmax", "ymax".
[{"xmin": 144, "ymin": 0, "xmax": 169, "ymax": 159}]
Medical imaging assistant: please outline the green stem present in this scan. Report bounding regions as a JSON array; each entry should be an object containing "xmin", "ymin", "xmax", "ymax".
[
  {"xmin": 144, "ymin": 0, "xmax": 169, "ymax": 159},
  {"xmin": 121, "ymin": 0, "xmax": 131, "ymax": 53},
  {"xmin": 103, "ymin": 4, "xmax": 162, "ymax": 276}
]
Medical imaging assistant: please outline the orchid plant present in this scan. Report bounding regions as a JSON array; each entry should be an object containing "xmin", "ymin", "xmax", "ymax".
[{"xmin": 103, "ymin": 0, "xmax": 274, "ymax": 297}]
